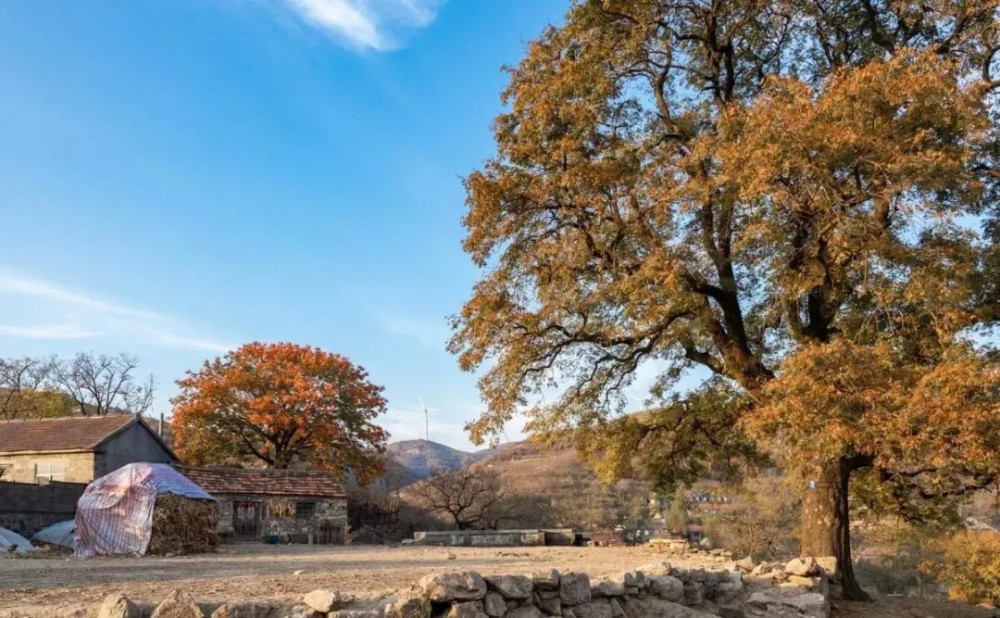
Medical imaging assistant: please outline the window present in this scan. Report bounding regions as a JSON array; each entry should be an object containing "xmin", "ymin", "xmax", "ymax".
[
  {"xmin": 35, "ymin": 462, "xmax": 65, "ymax": 483},
  {"xmin": 295, "ymin": 501, "xmax": 316, "ymax": 520}
]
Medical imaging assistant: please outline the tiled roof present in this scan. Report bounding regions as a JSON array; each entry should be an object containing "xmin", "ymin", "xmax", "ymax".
[
  {"xmin": 176, "ymin": 465, "xmax": 346, "ymax": 499},
  {"xmin": 0, "ymin": 415, "xmax": 136, "ymax": 453}
]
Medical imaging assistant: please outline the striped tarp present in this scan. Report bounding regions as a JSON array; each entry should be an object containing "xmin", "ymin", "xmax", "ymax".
[{"xmin": 74, "ymin": 463, "xmax": 214, "ymax": 558}]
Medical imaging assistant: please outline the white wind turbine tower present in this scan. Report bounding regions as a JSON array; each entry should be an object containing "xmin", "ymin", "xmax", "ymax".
[{"xmin": 419, "ymin": 397, "xmax": 439, "ymax": 442}]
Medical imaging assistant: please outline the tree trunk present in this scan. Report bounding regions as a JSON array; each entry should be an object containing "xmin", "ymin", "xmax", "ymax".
[{"xmin": 800, "ymin": 457, "xmax": 870, "ymax": 601}]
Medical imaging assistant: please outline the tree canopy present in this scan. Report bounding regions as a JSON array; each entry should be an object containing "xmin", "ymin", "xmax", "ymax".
[
  {"xmin": 171, "ymin": 342, "xmax": 388, "ymax": 483},
  {"xmin": 450, "ymin": 0, "xmax": 1000, "ymax": 599}
]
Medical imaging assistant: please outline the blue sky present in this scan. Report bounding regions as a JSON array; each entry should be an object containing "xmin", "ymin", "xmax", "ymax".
[{"xmin": 0, "ymin": 1, "xmax": 579, "ymax": 449}]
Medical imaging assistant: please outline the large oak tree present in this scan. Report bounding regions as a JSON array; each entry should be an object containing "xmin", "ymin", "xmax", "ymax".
[
  {"xmin": 450, "ymin": 0, "xmax": 1000, "ymax": 599},
  {"xmin": 172, "ymin": 342, "xmax": 388, "ymax": 483}
]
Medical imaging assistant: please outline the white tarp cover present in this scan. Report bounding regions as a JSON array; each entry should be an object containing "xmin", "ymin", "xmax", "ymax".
[
  {"xmin": 74, "ymin": 463, "xmax": 214, "ymax": 558},
  {"xmin": 0, "ymin": 527, "xmax": 35, "ymax": 553},
  {"xmin": 32, "ymin": 520, "xmax": 76, "ymax": 549}
]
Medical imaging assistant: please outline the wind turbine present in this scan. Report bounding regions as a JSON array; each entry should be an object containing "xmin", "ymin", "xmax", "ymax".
[{"xmin": 419, "ymin": 397, "xmax": 439, "ymax": 442}]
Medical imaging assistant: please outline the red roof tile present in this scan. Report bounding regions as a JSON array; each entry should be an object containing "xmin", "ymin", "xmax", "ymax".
[
  {"xmin": 176, "ymin": 465, "xmax": 346, "ymax": 499},
  {"xmin": 0, "ymin": 415, "xmax": 137, "ymax": 453}
]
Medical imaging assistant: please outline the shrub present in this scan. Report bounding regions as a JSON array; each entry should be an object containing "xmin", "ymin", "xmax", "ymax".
[{"xmin": 939, "ymin": 530, "xmax": 1000, "ymax": 606}]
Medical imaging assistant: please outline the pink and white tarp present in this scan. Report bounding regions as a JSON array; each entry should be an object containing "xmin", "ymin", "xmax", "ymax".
[{"xmin": 74, "ymin": 463, "xmax": 214, "ymax": 558}]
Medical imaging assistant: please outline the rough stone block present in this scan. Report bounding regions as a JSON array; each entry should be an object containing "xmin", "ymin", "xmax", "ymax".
[
  {"xmin": 559, "ymin": 572, "xmax": 591, "ymax": 606},
  {"xmin": 151, "ymin": 590, "xmax": 204, "ymax": 618},
  {"xmin": 647, "ymin": 575, "xmax": 683, "ymax": 603},
  {"xmin": 486, "ymin": 575, "xmax": 533, "ymax": 600},
  {"xmin": 419, "ymin": 572, "xmax": 487, "ymax": 603}
]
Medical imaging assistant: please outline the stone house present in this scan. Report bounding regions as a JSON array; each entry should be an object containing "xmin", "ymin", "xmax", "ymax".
[
  {"xmin": 177, "ymin": 466, "xmax": 348, "ymax": 544},
  {"xmin": 0, "ymin": 415, "xmax": 177, "ymax": 483}
]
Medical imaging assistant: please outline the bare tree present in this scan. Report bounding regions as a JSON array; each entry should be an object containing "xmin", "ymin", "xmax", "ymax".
[
  {"xmin": 56, "ymin": 352, "xmax": 154, "ymax": 416},
  {"xmin": 0, "ymin": 356, "xmax": 66, "ymax": 419},
  {"xmin": 409, "ymin": 467, "xmax": 509, "ymax": 530}
]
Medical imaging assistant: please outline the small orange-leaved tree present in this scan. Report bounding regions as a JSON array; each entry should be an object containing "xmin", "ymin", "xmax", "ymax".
[{"xmin": 171, "ymin": 342, "xmax": 388, "ymax": 483}]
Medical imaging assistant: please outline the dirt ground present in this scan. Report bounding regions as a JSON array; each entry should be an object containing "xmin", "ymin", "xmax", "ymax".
[{"xmin": 0, "ymin": 544, "xmax": 994, "ymax": 618}]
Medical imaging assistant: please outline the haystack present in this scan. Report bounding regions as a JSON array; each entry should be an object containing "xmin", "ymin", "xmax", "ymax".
[
  {"xmin": 148, "ymin": 493, "xmax": 219, "ymax": 555},
  {"xmin": 75, "ymin": 463, "xmax": 217, "ymax": 557}
]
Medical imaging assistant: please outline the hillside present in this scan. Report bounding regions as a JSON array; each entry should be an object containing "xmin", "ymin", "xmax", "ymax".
[{"xmin": 385, "ymin": 439, "xmax": 490, "ymax": 479}]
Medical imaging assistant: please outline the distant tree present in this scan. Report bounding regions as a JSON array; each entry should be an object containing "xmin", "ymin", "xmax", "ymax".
[
  {"xmin": 409, "ymin": 467, "xmax": 509, "ymax": 530},
  {"xmin": 450, "ymin": 0, "xmax": 1000, "ymax": 600},
  {"xmin": 56, "ymin": 352, "xmax": 154, "ymax": 416},
  {"xmin": 171, "ymin": 342, "xmax": 388, "ymax": 482},
  {"xmin": 0, "ymin": 357, "xmax": 72, "ymax": 419},
  {"xmin": 663, "ymin": 490, "xmax": 691, "ymax": 537}
]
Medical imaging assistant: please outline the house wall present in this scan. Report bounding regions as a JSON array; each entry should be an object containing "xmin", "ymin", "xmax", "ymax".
[
  {"xmin": 0, "ymin": 480, "xmax": 87, "ymax": 535},
  {"xmin": 0, "ymin": 452, "xmax": 95, "ymax": 484},
  {"xmin": 215, "ymin": 494, "xmax": 348, "ymax": 544},
  {"xmin": 95, "ymin": 422, "xmax": 176, "ymax": 477}
]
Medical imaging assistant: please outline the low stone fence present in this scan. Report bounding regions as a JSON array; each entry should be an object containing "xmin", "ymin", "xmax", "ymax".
[
  {"xmin": 87, "ymin": 556, "xmax": 834, "ymax": 618},
  {"xmin": 412, "ymin": 529, "xmax": 576, "ymax": 547},
  {"xmin": 0, "ymin": 480, "xmax": 85, "ymax": 536}
]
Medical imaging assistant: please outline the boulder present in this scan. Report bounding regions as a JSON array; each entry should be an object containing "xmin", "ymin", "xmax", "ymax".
[
  {"xmin": 420, "ymin": 572, "xmax": 487, "ymax": 603},
  {"xmin": 150, "ymin": 590, "xmax": 204, "ymax": 618},
  {"xmin": 619, "ymin": 597, "xmax": 719, "ymax": 617},
  {"xmin": 560, "ymin": 572, "xmax": 592, "ymax": 606},
  {"xmin": 734, "ymin": 556, "xmax": 754, "ymax": 572},
  {"xmin": 386, "ymin": 592, "xmax": 431, "ymax": 618},
  {"xmin": 534, "ymin": 590, "xmax": 561, "ymax": 615},
  {"xmin": 569, "ymin": 601, "xmax": 613, "ymax": 618},
  {"xmin": 209, "ymin": 603, "xmax": 278, "ymax": 618},
  {"xmin": 303, "ymin": 590, "xmax": 342, "ymax": 613},
  {"xmin": 486, "ymin": 575, "xmax": 533, "ymax": 600},
  {"xmin": 647, "ymin": 576, "xmax": 683, "ymax": 603},
  {"xmin": 94, "ymin": 594, "xmax": 140, "ymax": 618},
  {"xmin": 814, "ymin": 556, "xmax": 837, "ymax": 576},
  {"xmin": 716, "ymin": 606, "xmax": 745, "ymax": 618},
  {"xmin": 507, "ymin": 606, "xmax": 542, "ymax": 618},
  {"xmin": 636, "ymin": 562, "xmax": 672, "ymax": 576},
  {"xmin": 608, "ymin": 599, "xmax": 626, "ymax": 618},
  {"xmin": 591, "ymin": 580, "xmax": 625, "ymax": 598},
  {"xmin": 622, "ymin": 572, "xmax": 645, "ymax": 589},
  {"xmin": 780, "ymin": 592, "xmax": 829, "ymax": 618},
  {"xmin": 681, "ymin": 582, "xmax": 703, "ymax": 607},
  {"xmin": 533, "ymin": 569, "xmax": 561, "ymax": 591},
  {"xmin": 447, "ymin": 601, "xmax": 487, "ymax": 618},
  {"xmin": 785, "ymin": 557, "xmax": 820, "ymax": 577},
  {"xmin": 484, "ymin": 592, "xmax": 506, "ymax": 617}
]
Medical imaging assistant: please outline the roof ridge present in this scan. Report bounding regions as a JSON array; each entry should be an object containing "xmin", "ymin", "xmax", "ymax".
[{"xmin": 0, "ymin": 413, "xmax": 135, "ymax": 424}]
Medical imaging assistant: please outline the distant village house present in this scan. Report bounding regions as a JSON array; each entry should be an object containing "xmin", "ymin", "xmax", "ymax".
[
  {"xmin": 0, "ymin": 415, "xmax": 177, "ymax": 483},
  {"xmin": 177, "ymin": 466, "xmax": 348, "ymax": 545}
]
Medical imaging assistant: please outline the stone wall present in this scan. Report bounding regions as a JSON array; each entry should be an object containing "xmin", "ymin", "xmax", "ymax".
[
  {"xmin": 0, "ymin": 479, "xmax": 87, "ymax": 535},
  {"xmin": 88, "ymin": 556, "xmax": 834, "ymax": 618},
  {"xmin": 214, "ymin": 494, "xmax": 348, "ymax": 544}
]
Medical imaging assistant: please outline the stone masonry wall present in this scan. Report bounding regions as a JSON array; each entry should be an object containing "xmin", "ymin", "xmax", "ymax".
[{"xmin": 88, "ymin": 555, "xmax": 834, "ymax": 618}]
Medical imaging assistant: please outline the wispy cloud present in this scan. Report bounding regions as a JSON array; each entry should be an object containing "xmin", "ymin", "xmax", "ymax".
[
  {"xmin": 279, "ymin": 0, "xmax": 442, "ymax": 50},
  {"xmin": 0, "ymin": 270, "xmax": 233, "ymax": 353},
  {"xmin": 381, "ymin": 315, "xmax": 449, "ymax": 349},
  {"xmin": 0, "ymin": 322, "xmax": 98, "ymax": 340}
]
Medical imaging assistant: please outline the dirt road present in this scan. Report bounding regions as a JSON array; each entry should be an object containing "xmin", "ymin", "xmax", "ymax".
[{"xmin": 0, "ymin": 544, "xmax": 693, "ymax": 615}]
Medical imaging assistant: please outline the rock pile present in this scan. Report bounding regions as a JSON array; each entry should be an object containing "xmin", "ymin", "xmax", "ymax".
[{"xmin": 89, "ymin": 556, "xmax": 835, "ymax": 618}]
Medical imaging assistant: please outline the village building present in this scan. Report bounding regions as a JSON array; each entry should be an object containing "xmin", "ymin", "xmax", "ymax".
[
  {"xmin": 176, "ymin": 465, "xmax": 348, "ymax": 544},
  {"xmin": 0, "ymin": 415, "xmax": 177, "ymax": 483}
]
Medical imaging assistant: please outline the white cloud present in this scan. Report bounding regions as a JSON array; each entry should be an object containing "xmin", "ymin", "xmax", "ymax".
[
  {"xmin": 0, "ymin": 322, "xmax": 98, "ymax": 340},
  {"xmin": 381, "ymin": 315, "xmax": 449, "ymax": 349},
  {"xmin": 280, "ymin": 0, "xmax": 441, "ymax": 50},
  {"xmin": 0, "ymin": 270, "xmax": 233, "ymax": 353}
]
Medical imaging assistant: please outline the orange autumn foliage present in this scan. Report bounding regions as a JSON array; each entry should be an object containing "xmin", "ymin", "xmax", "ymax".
[{"xmin": 171, "ymin": 342, "xmax": 388, "ymax": 483}]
